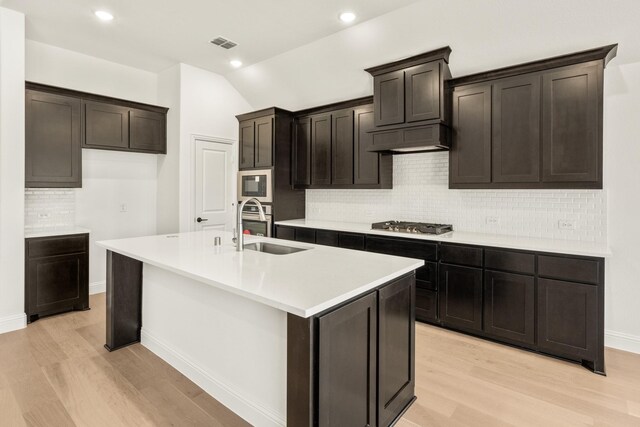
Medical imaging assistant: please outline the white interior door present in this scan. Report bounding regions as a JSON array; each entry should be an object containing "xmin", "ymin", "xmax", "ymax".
[{"xmin": 193, "ymin": 138, "xmax": 235, "ymax": 231}]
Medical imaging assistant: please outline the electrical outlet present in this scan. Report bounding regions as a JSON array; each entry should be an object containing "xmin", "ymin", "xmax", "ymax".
[
  {"xmin": 120, "ymin": 204, "xmax": 128, "ymax": 213},
  {"xmin": 558, "ymin": 220, "xmax": 576, "ymax": 230},
  {"xmin": 37, "ymin": 213, "xmax": 50, "ymax": 219},
  {"xmin": 486, "ymin": 216, "xmax": 499, "ymax": 225}
]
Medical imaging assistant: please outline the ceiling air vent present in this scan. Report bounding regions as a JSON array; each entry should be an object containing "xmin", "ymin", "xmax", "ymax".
[{"xmin": 210, "ymin": 36, "xmax": 237, "ymax": 49}]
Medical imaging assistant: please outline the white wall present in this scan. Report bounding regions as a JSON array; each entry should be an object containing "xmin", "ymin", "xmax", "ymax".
[
  {"xmin": 156, "ymin": 63, "xmax": 252, "ymax": 234},
  {"xmin": 25, "ymin": 41, "xmax": 160, "ymax": 289},
  {"xmin": 226, "ymin": 0, "xmax": 640, "ymax": 352},
  {"xmin": 0, "ymin": 7, "xmax": 26, "ymax": 332}
]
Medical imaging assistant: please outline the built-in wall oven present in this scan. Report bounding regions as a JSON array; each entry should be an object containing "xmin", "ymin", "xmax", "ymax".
[
  {"xmin": 238, "ymin": 169, "xmax": 272, "ymax": 204},
  {"xmin": 241, "ymin": 204, "xmax": 272, "ymax": 237}
]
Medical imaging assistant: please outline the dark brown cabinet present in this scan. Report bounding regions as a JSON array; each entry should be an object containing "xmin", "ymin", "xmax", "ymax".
[
  {"xmin": 129, "ymin": 108, "xmax": 166, "ymax": 153},
  {"xmin": 538, "ymin": 278, "xmax": 598, "ymax": 361},
  {"xmin": 25, "ymin": 90, "xmax": 82, "ymax": 188},
  {"xmin": 25, "ymin": 234, "xmax": 89, "ymax": 323},
  {"xmin": 377, "ymin": 274, "xmax": 415, "ymax": 427},
  {"xmin": 449, "ymin": 45, "xmax": 616, "ymax": 189},
  {"xmin": 354, "ymin": 105, "xmax": 391, "ymax": 186},
  {"xmin": 439, "ymin": 263, "xmax": 483, "ymax": 332},
  {"xmin": 492, "ymin": 75, "xmax": 541, "ymax": 183},
  {"xmin": 331, "ymin": 109, "xmax": 354, "ymax": 185},
  {"xmin": 542, "ymin": 63, "xmax": 601, "ymax": 184},
  {"xmin": 238, "ymin": 116, "xmax": 274, "ymax": 169},
  {"xmin": 83, "ymin": 101, "xmax": 130, "ymax": 150},
  {"xmin": 311, "ymin": 113, "xmax": 332, "ymax": 185},
  {"xmin": 483, "ymin": 270, "xmax": 535, "ymax": 345},
  {"xmin": 373, "ymin": 69, "xmax": 405, "ymax": 126},
  {"xmin": 450, "ymin": 84, "xmax": 492, "ymax": 185},
  {"xmin": 293, "ymin": 117, "xmax": 311, "ymax": 186},
  {"xmin": 405, "ymin": 61, "xmax": 441, "ymax": 123},
  {"xmin": 318, "ymin": 291, "xmax": 377, "ymax": 427}
]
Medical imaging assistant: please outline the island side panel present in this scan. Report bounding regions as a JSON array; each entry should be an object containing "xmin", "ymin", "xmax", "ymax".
[
  {"xmin": 287, "ymin": 313, "xmax": 316, "ymax": 427},
  {"xmin": 105, "ymin": 250, "xmax": 143, "ymax": 351}
]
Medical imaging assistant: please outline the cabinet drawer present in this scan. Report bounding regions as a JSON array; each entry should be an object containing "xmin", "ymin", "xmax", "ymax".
[
  {"xmin": 316, "ymin": 230, "xmax": 339, "ymax": 247},
  {"xmin": 339, "ymin": 233, "xmax": 365, "ymax": 250},
  {"xmin": 275, "ymin": 226, "xmax": 295, "ymax": 241},
  {"xmin": 417, "ymin": 262, "xmax": 438, "ymax": 291},
  {"xmin": 27, "ymin": 235, "xmax": 88, "ymax": 258},
  {"xmin": 439, "ymin": 244, "xmax": 483, "ymax": 267},
  {"xmin": 416, "ymin": 289, "xmax": 438, "ymax": 323},
  {"xmin": 366, "ymin": 236, "xmax": 438, "ymax": 261},
  {"xmin": 294, "ymin": 228, "xmax": 316, "ymax": 244},
  {"xmin": 485, "ymin": 249, "xmax": 535, "ymax": 275},
  {"xmin": 538, "ymin": 255, "xmax": 601, "ymax": 285}
]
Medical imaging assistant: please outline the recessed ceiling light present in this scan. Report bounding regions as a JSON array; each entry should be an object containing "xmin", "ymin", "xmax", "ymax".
[
  {"xmin": 94, "ymin": 10, "xmax": 114, "ymax": 21},
  {"xmin": 230, "ymin": 60, "xmax": 243, "ymax": 68},
  {"xmin": 339, "ymin": 11, "xmax": 356, "ymax": 23}
]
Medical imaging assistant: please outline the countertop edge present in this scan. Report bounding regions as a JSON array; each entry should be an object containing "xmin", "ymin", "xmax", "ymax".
[{"xmin": 275, "ymin": 219, "xmax": 612, "ymax": 258}]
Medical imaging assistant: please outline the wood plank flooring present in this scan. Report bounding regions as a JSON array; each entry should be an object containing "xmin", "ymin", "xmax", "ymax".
[{"xmin": 1, "ymin": 293, "xmax": 639, "ymax": 426}]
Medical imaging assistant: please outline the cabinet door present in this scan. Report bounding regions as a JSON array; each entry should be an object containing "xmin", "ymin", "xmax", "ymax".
[
  {"xmin": 255, "ymin": 116, "xmax": 273, "ymax": 168},
  {"xmin": 416, "ymin": 289, "xmax": 438, "ymax": 323},
  {"xmin": 378, "ymin": 275, "xmax": 415, "ymax": 427},
  {"xmin": 311, "ymin": 113, "xmax": 332, "ymax": 186},
  {"xmin": 293, "ymin": 117, "xmax": 311, "ymax": 186},
  {"xmin": 275, "ymin": 225, "xmax": 295, "ymax": 241},
  {"xmin": 405, "ymin": 61, "xmax": 441, "ymax": 123},
  {"xmin": 538, "ymin": 278, "xmax": 598, "ymax": 360},
  {"xmin": 483, "ymin": 270, "xmax": 535, "ymax": 345},
  {"xmin": 439, "ymin": 263, "xmax": 483, "ymax": 331},
  {"xmin": 332, "ymin": 109, "xmax": 354, "ymax": 185},
  {"xmin": 27, "ymin": 252, "xmax": 88, "ymax": 316},
  {"xmin": 374, "ymin": 70, "xmax": 405, "ymax": 126},
  {"xmin": 492, "ymin": 75, "xmax": 541, "ymax": 183},
  {"xmin": 542, "ymin": 63, "xmax": 601, "ymax": 185},
  {"xmin": 354, "ymin": 105, "xmax": 381, "ymax": 185},
  {"xmin": 239, "ymin": 119, "xmax": 255, "ymax": 169},
  {"xmin": 25, "ymin": 90, "xmax": 82, "ymax": 188},
  {"xmin": 84, "ymin": 101, "xmax": 130, "ymax": 149},
  {"xmin": 129, "ymin": 109, "xmax": 166, "ymax": 153},
  {"xmin": 450, "ymin": 84, "xmax": 492, "ymax": 184},
  {"xmin": 319, "ymin": 292, "xmax": 377, "ymax": 427}
]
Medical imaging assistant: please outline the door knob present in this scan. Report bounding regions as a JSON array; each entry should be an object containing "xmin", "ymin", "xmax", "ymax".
[{"xmin": 196, "ymin": 217, "xmax": 208, "ymax": 223}]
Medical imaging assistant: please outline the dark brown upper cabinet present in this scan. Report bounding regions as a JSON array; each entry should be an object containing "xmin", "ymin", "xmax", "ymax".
[
  {"xmin": 84, "ymin": 101, "xmax": 130, "ymax": 150},
  {"xmin": 542, "ymin": 63, "xmax": 601, "ymax": 184},
  {"xmin": 448, "ymin": 44, "xmax": 617, "ymax": 189},
  {"xmin": 25, "ymin": 90, "xmax": 82, "ymax": 188},
  {"xmin": 311, "ymin": 113, "xmax": 332, "ymax": 186},
  {"xmin": 331, "ymin": 109, "xmax": 354, "ymax": 185},
  {"xmin": 236, "ymin": 108, "xmax": 293, "ymax": 171},
  {"xmin": 130, "ymin": 108, "xmax": 166, "ymax": 153},
  {"xmin": 365, "ymin": 47, "xmax": 451, "ymax": 153},
  {"xmin": 450, "ymin": 84, "xmax": 492, "ymax": 185},
  {"xmin": 293, "ymin": 98, "xmax": 392, "ymax": 189}
]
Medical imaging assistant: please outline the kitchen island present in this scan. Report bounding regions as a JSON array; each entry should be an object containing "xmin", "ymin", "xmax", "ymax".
[{"xmin": 97, "ymin": 231, "xmax": 423, "ymax": 427}]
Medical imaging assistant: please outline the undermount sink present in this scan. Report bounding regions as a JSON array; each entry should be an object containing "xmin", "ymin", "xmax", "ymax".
[{"xmin": 244, "ymin": 242, "xmax": 309, "ymax": 255}]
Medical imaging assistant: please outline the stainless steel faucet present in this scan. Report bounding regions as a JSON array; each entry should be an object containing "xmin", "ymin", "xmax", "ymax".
[{"xmin": 233, "ymin": 198, "xmax": 267, "ymax": 252}]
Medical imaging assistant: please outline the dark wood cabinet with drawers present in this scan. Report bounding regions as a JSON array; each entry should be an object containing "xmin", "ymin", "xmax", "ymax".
[
  {"xmin": 276, "ymin": 223, "xmax": 606, "ymax": 373},
  {"xmin": 25, "ymin": 233, "xmax": 89, "ymax": 323},
  {"xmin": 448, "ymin": 44, "xmax": 616, "ymax": 189}
]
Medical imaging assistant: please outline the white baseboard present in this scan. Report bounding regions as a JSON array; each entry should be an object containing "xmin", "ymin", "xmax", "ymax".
[
  {"xmin": 0, "ymin": 313, "xmax": 26, "ymax": 335},
  {"xmin": 89, "ymin": 280, "xmax": 106, "ymax": 295},
  {"xmin": 606, "ymin": 330, "xmax": 640, "ymax": 354},
  {"xmin": 141, "ymin": 328, "xmax": 285, "ymax": 427}
]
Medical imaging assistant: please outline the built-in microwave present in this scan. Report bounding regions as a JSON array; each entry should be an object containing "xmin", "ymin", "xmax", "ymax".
[{"xmin": 237, "ymin": 169, "xmax": 272, "ymax": 203}]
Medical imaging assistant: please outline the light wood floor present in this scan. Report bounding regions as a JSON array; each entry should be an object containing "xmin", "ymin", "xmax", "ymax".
[{"xmin": 1, "ymin": 294, "xmax": 639, "ymax": 426}]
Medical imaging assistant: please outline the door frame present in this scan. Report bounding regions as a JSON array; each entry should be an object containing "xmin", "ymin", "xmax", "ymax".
[{"xmin": 187, "ymin": 134, "xmax": 237, "ymax": 232}]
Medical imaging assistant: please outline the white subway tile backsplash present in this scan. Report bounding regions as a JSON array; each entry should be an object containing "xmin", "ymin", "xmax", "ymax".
[
  {"xmin": 25, "ymin": 189, "xmax": 76, "ymax": 232},
  {"xmin": 306, "ymin": 152, "xmax": 606, "ymax": 243}
]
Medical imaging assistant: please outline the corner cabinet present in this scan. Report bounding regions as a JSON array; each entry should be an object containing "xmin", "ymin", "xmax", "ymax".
[
  {"xmin": 25, "ymin": 90, "xmax": 82, "ymax": 188},
  {"xmin": 448, "ymin": 44, "xmax": 616, "ymax": 189},
  {"xmin": 293, "ymin": 100, "xmax": 392, "ymax": 189},
  {"xmin": 288, "ymin": 273, "xmax": 416, "ymax": 427},
  {"xmin": 25, "ymin": 233, "xmax": 89, "ymax": 323}
]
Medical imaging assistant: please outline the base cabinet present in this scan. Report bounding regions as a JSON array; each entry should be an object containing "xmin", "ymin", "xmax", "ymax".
[
  {"xmin": 25, "ymin": 234, "xmax": 89, "ymax": 323},
  {"xmin": 439, "ymin": 263, "xmax": 483, "ymax": 332}
]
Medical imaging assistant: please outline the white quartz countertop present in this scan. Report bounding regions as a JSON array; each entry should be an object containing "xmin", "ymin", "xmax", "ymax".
[
  {"xmin": 97, "ymin": 231, "xmax": 423, "ymax": 318},
  {"xmin": 275, "ymin": 219, "xmax": 611, "ymax": 258},
  {"xmin": 25, "ymin": 226, "xmax": 91, "ymax": 239}
]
